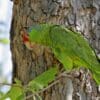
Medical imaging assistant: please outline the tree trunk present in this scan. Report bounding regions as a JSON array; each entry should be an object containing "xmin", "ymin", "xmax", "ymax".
[{"xmin": 10, "ymin": 0, "xmax": 100, "ymax": 100}]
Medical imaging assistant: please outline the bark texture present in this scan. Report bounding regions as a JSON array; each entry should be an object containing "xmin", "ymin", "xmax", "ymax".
[{"xmin": 10, "ymin": 0, "xmax": 100, "ymax": 100}]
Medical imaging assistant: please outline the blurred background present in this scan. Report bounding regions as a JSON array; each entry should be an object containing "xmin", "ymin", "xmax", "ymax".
[{"xmin": 0, "ymin": 0, "xmax": 13, "ymax": 93}]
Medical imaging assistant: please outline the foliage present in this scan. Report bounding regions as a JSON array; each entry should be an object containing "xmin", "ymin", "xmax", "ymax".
[
  {"xmin": 0, "ymin": 38, "xmax": 9, "ymax": 44},
  {"xmin": 28, "ymin": 67, "xmax": 58, "ymax": 92},
  {"xmin": 1, "ymin": 86, "xmax": 24, "ymax": 100},
  {"xmin": 0, "ymin": 67, "xmax": 58, "ymax": 100},
  {"xmin": 0, "ymin": 91, "xmax": 4, "ymax": 98}
]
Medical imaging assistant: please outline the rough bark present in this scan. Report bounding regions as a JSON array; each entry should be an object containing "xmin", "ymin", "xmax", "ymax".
[{"xmin": 10, "ymin": 0, "xmax": 100, "ymax": 100}]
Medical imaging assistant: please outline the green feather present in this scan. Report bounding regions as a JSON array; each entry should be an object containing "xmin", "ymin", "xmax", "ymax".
[{"xmin": 28, "ymin": 24, "xmax": 100, "ymax": 85}]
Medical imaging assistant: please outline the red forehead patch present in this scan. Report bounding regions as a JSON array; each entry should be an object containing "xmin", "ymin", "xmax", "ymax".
[{"xmin": 22, "ymin": 34, "xmax": 29, "ymax": 42}]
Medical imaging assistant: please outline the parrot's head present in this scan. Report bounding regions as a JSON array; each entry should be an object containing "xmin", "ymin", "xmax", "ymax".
[
  {"xmin": 21, "ymin": 24, "xmax": 51, "ymax": 49},
  {"xmin": 28, "ymin": 24, "xmax": 50, "ymax": 44}
]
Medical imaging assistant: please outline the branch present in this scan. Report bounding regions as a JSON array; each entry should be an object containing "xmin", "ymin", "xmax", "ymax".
[
  {"xmin": 25, "ymin": 79, "xmax": 60, "ymax": 99},
  {"xmin": 0, "ymin": 83, "xmax": 22, "ymax": 88},
  {"xmin": 25, "ymin": 71, "xmax": 72, "ymax": 100}
]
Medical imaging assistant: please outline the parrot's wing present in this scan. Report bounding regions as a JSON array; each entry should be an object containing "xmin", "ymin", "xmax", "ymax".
[
  {"xmin": 49, "ymin": 26, "xmax": 100, "ymax": 84},
  {"xmin": 52, "ymin": 47, "xmax": 73, "ymax": 71}
]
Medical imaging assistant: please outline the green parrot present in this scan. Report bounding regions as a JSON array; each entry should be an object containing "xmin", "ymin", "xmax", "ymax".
[{"xmin": 21, "ymin": 24, "xmax": 100, "ymax": 85}]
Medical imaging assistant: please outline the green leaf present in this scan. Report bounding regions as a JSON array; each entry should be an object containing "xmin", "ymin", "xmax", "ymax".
[
  {"xmin": 0, "ymin": 79, "xmax": 24, "ymax": 100},
  {"xmin": 28, "ymin": 67, "xmax": 58, "ymax": 92},
  {"xmin": 0, "ymin": 91, "xmax": 4, "ymax": 98},
  {"xmin": 1, "ymin": 86, "xmax": 24, "ymax": 100},
  {"xmin": 14, "ymin": 78, "xmax": 22, "ymax": 85},
  {"xmin": 0, "ymin": 38, "xmax": 9, "ymax": 44},
  {"xmin": 16, "ymin": 94, "xmax": 25, "ymax": 100}
]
